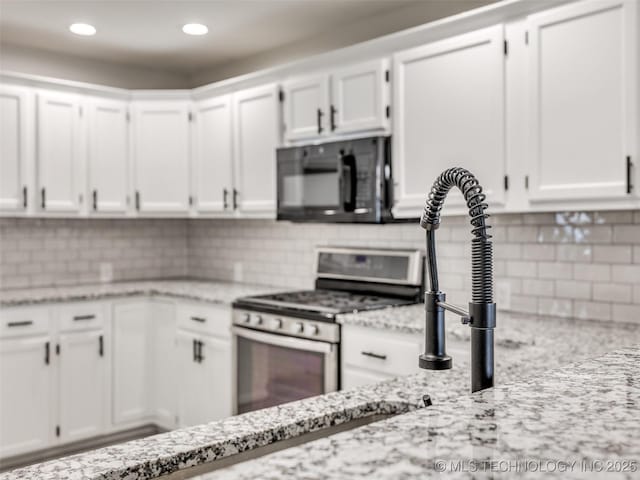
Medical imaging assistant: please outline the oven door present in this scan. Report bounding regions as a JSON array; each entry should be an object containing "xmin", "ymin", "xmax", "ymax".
[{"xmin": 232, "ymin": 326, "xmax": 338, "ymax": 415}]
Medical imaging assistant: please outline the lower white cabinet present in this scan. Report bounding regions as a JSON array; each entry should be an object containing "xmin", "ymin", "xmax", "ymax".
[
  {"xmin": 112, "ymin": 301, "xmax": 150, "ymax": 425},
  {"xmin": 0, "ymin": 334, "xmax": 53, "ymax": 458},
  {"xmin": 341, "ymin": 325, "xmax": 422, "ymax": 390},
  {"xmin": 150, "ymin": 299, "xmax": 177, "ymax": 429}
]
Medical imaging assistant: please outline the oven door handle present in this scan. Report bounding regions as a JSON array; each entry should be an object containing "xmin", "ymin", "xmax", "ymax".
[{"xmin": 231, "ymin": 326, "xmax": 334, "ymax": 354}]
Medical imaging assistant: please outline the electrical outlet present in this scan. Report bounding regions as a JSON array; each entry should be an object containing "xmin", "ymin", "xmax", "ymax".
[
  {"xmin": 99, "ymin": 263, "xmax": 113, "ymax": 283},
  {"xmin": 233, "ymin": 262, "xmax": 243, "ymax": 283},
  {"xmin": 495, "ymin": 279, "xmax": 511, "ymax": 310}
]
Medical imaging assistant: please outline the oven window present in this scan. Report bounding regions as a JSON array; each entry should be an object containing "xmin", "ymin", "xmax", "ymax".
[
  {"xmin": 236, "ymin": 335, "xmax": 326, "ymax": 414},
  {"xmin": 279, "ymin": 158, "xmax": 340, "ymax": 208}
]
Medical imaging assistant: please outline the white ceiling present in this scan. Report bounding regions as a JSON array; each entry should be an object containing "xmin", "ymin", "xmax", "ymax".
[{"xmin": 0, "ymin": 0, "xmax": 497, "ymax": 78}]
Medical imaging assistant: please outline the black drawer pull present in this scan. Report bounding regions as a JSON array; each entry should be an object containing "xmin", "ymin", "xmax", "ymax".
[
  {"xmin": 45, "ymin": 342, "xmax": 50, "ymax": 365},
  {"xmin": 73, "ymin": 314, "xmax": 96, "ymax": 322},
  {"xmin": 7, "ymin": 320, "xmax": 33, "ymax": 328},
  {"xmin": 190, "ymin": 316, "xmax": 206, "ymax": 323},
  {"xmin": 197, "ymin": 340, "xmax": 204, "ymax": 363},
  {"xmin": 99, "ymin": 335, "xmax": 104, "ymax": 357},
  {"xmin": 361, "ymin": 351, "xmax": 387, "ymax": 360}
]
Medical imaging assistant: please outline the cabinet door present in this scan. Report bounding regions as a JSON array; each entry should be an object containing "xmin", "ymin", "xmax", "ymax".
[
  {"xmin": 88, "ymin": 98, "xmax": 129, "ymax": 213},
  {"xmin": 132, "ymin": 101, "xmax": 190, "ymax": 213},
  {"xmin": 392, "ymin": 25, "xmax": 506, "ymax": 217},
  {"xmin": 283, "ymin": 75, "xmax": 328, "ymax": 141},
  {"xmin": 59, "ymin": 330, "xmax": 106, "ymax": 443},
  {"xmin": 112, "ymin": 302, "xmax": 149, "ymax": 425},
  {"xmin": 0, "ymin": 85, "xmax": 30, "ymax": 212},
  {"xmin": 331, "ymin": 59, "xmax": 389, "ymax": 134},
  {"xmin": 527, "ymin": 0, "xmax": 636, "ymax": 201},
  {"xmin": 233, "ymin": 84, "xmax": 280, "ymax": 216},
  {"xmin": 176, "ymin": 331, "xmax": 231, "ymax": 427},
  {"xmin": 0, "ymin": 336, "xmax": 53, "ymax": 458},
  {"xmin": 342, "ymin": 366, "xmax": 390, "ymax": 390},
  {"xmin": 37, "ymin": 91, "xmax": 83, "ymax": 213},
  {"xmin": 150, "ymin": 300, "xmax": 176, "ymax": 429},
  {"xmin": 193, "ymin": 95, "xmax": 234, "ymax": 213}
]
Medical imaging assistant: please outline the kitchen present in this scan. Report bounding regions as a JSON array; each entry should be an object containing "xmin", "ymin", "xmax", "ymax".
[{"xmin": 0, "ymin": 0, "xmax": 639, "ymax": 478}]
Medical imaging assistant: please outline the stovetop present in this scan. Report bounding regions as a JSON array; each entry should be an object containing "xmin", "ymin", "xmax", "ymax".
[{"xmin": 233, "ymin": 289, "xmax": 417, "ymax": 317}]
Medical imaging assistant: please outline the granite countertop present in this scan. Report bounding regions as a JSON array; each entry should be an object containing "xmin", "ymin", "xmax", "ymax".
[
  {"xmin": 207, "ymin": 345, "xmax": 640, "ymax": 479},
  {"xmin": 0, "ymin": 279, "xmax": 283, "ymax": 307},
  {"xmin": 5, "ymin": 304, "xmax": 640, "ymax": 480}
]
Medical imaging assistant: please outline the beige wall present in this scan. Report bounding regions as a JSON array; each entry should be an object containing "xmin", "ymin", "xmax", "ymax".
[{"xmin": 0, "ymin": 44, "xmax": 190, "ymax": 89}]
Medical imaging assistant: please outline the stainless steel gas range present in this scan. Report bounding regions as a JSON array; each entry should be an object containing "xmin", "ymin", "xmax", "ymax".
[{"xmin": 231, "ymin": 247, "xmax": 424, "ymax": 415}]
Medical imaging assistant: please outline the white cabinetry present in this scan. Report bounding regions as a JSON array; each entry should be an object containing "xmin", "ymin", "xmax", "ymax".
[
  {"xmin": 112, "ymin": 301, "xmax": 150, "ymax": 425},
  {"xmin": 233, "ymin": 84, "xmax": 280, "ymax": 216},
  {"xmin": 192, "ymin": 95, "xmax": 234, "ymax": 214},
  {"xmin": 176, "ymin": 303, "xmax": 232, "ymax": 427},
  {"xmin": 526, "ymin": 0, "xmax": 637, "ymax": 202},
  {"xmin": 283, "ymin": 75, "xmax": 329, "ymax": 141},
  {"xmin": 392, "ymin": 25, "xmax": 506, "ymax": 218},
  {"xmin": 341, "ymin": 325, "xmax": 421, "ymax": 390},
  {"xmin": 37, "ymin": 90, "xmax": 83, "ymax": 213},
  {"xmin": 87, "ymin": 97, "xmax": 129, "ymax": 213},
  {"xmin": 283, "ymin": 59, "xmax": 389, "ymax": 142},
  {"xmin": 149, "ymin": 299, "xmax": 177, "ymax": 429},
  {"xmin": 132, "ymin": 100, "xmax": 191, "ymax": 214},
  {"xmin": 0, "ymin": 85, "xmax": 31, "ymax": 212}
]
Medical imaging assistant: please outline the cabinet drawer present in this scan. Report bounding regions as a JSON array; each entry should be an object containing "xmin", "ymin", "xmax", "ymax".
[
  {"xmin": 176, "ymin": 303, "xmax": 231, "ymax": 339},
  {"xmin": 0, "ymin": 307, "xmax": 50, "ymax": 338},
  {"xmin": 58, "ymin": 303, "xmax": 105, "ymax": 332},
  {"xmin": 342, "ymin": 326, "xmax": 421, "ymax": 377}
]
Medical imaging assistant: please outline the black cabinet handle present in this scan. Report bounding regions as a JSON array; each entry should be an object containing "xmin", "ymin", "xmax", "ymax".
[
  {"xmin": 7, "ymin": 320, "xmax": 33, "ymax": 328},
  {"xmin": 197, "ymin": 340, "xmax": 204, "ymax": 363},
  {"xmin": 192, "ymin": 339, "xmax": 197, "ymax": 362},
  {"xmin": 317, "ymin": 108, "xmax": 324, "ymax": 134},
  {"xmin": 627, "ymin": 156, "xmax": 633, "ymax": 194},
  {"xmin": 361, "ymin": 351, "xmax": 387, "ymax": 360},
  {"xmin": 73, "ymin": 314, "xmax": 95, "ymax": 322},
  {"xmin": 22, "ymin": 186, "xmax": 27, "ymax": 209},
  {"xmin": 232, "ymin": 189, "xmax": 238, "ymax": 210},
  {"xmin": 92, "ymin": 190, "xmax": 98, "ymax": 211},
  {"xmin": 135, "ymin": 191, "xmax": 140, "ymax": 211},
  {"xmin": 99, "ymin": 335, "xmax": 104, "ymax": 357},
  {"xmin": 223, "ymin": 188, "xmax": 228, "ymax": 209},
  {"xmin": 41, "ymin": 188, "xmax": 46, "ymax": 209},
  {"xmin": 191, "ymin": 316, "xmax": 206, "ymax": 323},
  {"xmin": 330, "ymin": 105, "xmax": 337, "ymax": 131},
  {"xmin": 45, "ymin": 342, "xmax": 50, "ymax": 365}
]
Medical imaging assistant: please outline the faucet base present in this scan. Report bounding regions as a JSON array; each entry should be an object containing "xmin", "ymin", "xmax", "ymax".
[{"xmin": 419, "ymin": 353, "xmax": 452, "ymax": 370}]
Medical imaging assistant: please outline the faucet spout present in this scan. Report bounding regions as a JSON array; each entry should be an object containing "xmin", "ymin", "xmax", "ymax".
[{"xmin": 418, "ymin": 167, "xmax": 496, "ymax": 393}]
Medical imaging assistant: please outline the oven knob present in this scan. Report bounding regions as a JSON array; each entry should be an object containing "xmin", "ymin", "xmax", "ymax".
[
  {"xmin": 270, "ymin": 318, "xmax": 283, "ymax": 330},
  {"xmin": 305, "ymin": 324, "xmax": 319, "ymax": 336},
  {"xmin": 291, "ymin": 322, "xmax": 304, "ymax": 334},
  {"xmin": 253, "ymin": 315, "xmax": 264, "ymax": 326},
  {"xmin": 242, "ymin": 313, "xmax": 251, "ymax": 324}
]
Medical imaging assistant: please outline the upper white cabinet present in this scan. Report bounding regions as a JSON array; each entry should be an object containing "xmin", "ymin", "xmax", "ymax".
[
  {"xmin": 526, "ymin": 0, "xmax": 637, "ymax": 202},
  {"xmin": 283, "ymin": 75, "xmax": 329, "ymax": 141},
  {"xmin": 87, "ymin": 97, "xmax": 129, "ymax": 213},
  {"xmin": 392, "ymin": 25, "xmax": 506, "ymax": 217},
  {"xmin": 233, "ymin": 84, "xmax": 281, "ymax": 216},
  {"xmin": 283, "ymin": 59, "xmax": 389, "ymax": 142},
  {"xmin": 131, "ymin": 100, "xmax": 191, "ymax": 214},
  {"xmin": 37, "ymin": 90, "xmax": 83, "ymax": 213},
  {"xmin": 331, "ymin": 59, "xmax": 389, "ymax": 135},
  {"xmin": 192, "ymin": 95, "xmax": 234, "ymax": 214},
  {"xmin": 0, "ymin": 85, "xmax": 31, "ymax": 212}
]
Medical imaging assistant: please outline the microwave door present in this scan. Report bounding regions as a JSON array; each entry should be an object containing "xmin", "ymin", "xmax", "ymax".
[{"xmin": 279, "ymin": 156, "xmax": 341, "ymax": 215}]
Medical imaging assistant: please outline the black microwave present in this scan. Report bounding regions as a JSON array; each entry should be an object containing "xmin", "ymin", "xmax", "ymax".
[{"xmin": 276, "ymin": 136, "xmax": 395, "ymax": 223}]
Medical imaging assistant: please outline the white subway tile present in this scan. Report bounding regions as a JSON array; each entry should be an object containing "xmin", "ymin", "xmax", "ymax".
[
  {"xmin": 522, "ymin": 279, "xmax": 554, "ymax": 297},
  {"xmin": 507, "ymin": 226, "xmax": 538, "ymax": 243},
  {"xmin": 612, "ymin": 304, "xmax": 640, "ymax": 324},
  {"xmin": 573, "ymin": 263, "xmax": 611, "ymax": 282},
  {"xmin": 611, "ymin": 265, "xmax": 640, "ymax": 283},
  {"xmin": 506, "ymin": 260, "xmax": 537, "ymax": 278},
  {"xmin": 555, "ymin": 280, "xmax": 591, "ymax": 300},
  {"xmin": 556, "ymin": 244, "xmax": 592, "ymax": 262},
  {"xmin": 537, "ymin": 262, "xmax": 573, "ymax": 280},
  {"xmin": 522, "ymin": 243, "xmax": 555, "ymax": 261},
  {"xmin": 592, "ymin": 245, "xmax": 632, "ymax": 264},
  {"xmin": 574, "ymin": 301, "xmax": 611, "ymax": 322},
  {"xmin": 593, "ymin": 283, "xmax": 632, "ymax": 303},
  {"xmin": 612, "ymin": 225, "xmax": 640, "ymax": 244},
  {"xmin": 538, "ymin": 298, "xmax": 573, "ymax": 318}
]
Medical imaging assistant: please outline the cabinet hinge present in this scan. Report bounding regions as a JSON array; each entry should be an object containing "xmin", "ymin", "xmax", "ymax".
[
  {"xmin": 504, "ymin": 175, "xmax": 509, "ymax": 191},
  {"xmin": 525, "ymin": 31, "xmax": 529, "ymax": 45},
  {"xmin": 385, "ymin": 70, "xmax": 390, "ymax": 83},
  {"xmin": 278, "ymin": 90, "xmax": 285, "ymax": 102},
  {"xmin": 503, "ymin": 40, "xmax": 508, "ymax": 56},
  {"xmin": 55, "ymin": 425, "xmax": 60, "ymax": 437},
  {"xmin": 525, "ymin": 175, "xmax": 529, "ymax": 190},
  {"xmin": 385, "ymin": 105, "xmax": 390, "ymax": 119}
]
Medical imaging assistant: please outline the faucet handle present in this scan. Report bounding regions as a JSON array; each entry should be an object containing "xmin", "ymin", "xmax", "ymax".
[{"xmin": 461, "ymin": 316, "xmax": 471, "ymax": 325}]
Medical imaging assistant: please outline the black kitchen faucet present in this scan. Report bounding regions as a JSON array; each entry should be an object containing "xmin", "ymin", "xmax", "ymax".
[{"xmin": 418, "ymin": 167, "xmax": 496, "ymax": 393}]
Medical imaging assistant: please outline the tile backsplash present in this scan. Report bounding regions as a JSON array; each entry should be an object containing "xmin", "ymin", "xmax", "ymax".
[
  {"xmin": 0, "ymin": 218, "xmax": 188, "ymax": 289},
  {"xmin": 1, "ymin": 210, "xmax": 639, "ymax": 323}
]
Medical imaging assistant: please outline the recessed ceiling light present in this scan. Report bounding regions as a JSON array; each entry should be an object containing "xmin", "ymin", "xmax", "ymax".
[
  {"xmin": 182, "ymin": 23, "xmax": 208, "ymax": 36},
  {"xmin": 69, "ymin": 23, "xmax": 96, "ymax": 36}
]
